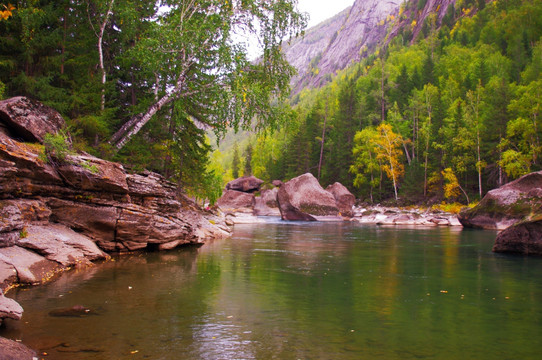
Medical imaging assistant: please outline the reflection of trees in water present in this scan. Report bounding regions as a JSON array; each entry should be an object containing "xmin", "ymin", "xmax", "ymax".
[{"xmin": 4, "ymin": 225, "xmax": 542, "ymax": 359}]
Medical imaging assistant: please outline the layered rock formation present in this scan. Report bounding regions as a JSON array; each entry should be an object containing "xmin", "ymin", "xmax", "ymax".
[
  {"xmin": 0, "ymin": 97, "xmax": 231, "ymax": 303},
  {"xmin": 458, "ymin": 171, "xmax": 542, "ymax": 230}
]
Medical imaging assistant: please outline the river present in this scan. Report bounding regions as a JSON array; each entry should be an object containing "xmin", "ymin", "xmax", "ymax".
[{"xmin": 1, "ymin": 221, "xmax": 541, "ymax": 359}]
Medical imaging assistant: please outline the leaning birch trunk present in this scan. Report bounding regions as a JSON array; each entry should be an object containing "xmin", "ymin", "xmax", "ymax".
[
  {"xmin": 317, "ymin": 100, "xmax": 328, "ymax": 181},
  {"xmin": 109, "ymin": 91, "xmax": 175, "ymax": 150},
  {"xmin": 109, "ymin": 64, "xmax": 192, "ymax": 150}
]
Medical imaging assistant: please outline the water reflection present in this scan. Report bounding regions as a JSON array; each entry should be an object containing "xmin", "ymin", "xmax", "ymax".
[{"xmin": 2, "ymin": 223, "xmax": 542, "ymax": 359}]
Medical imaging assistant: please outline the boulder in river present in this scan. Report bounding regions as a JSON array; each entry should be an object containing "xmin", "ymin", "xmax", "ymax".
[
  {"xmin": 225, "ymin": 176, "xmax": 264, "ymax": 193},
  {"xmin": 277, "ymin": 173, "xmax": 339, "ymax": 221},
  {"xmin": 493, "ymin": 217, "xmax": 542, "ymax": 256},
  {"xmin": 326, "ymin": 182, "xmax": 355, "ymax": 217},
  {"xmin": 216, "ymin": 190, "xmax": 255, "ymax": 212},
  {"xmin": 254, "ymin": 188, "xmax": 281, "ymax": 216},
  {"xmin": 458, "ymin": 171, "xmax": 542, "ymax": 230},
  {"xmin": 49, "ymin": 305, "xmax": 96, "ymax": 318}
]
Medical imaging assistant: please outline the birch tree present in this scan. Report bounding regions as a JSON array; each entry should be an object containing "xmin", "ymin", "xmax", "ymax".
[{"xmin": 108, "ymin": 0, "xmax": 306, "ymax": 151}]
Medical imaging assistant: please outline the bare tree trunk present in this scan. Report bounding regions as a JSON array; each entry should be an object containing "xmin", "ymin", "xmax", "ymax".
[
  {"xmin": 380, "ymin": 58, "xmax": 386, "ymax": 123},
  {"xmin": 109, "ymin": 62, "xmax": 193, "ymax": 150},
  {"xmin": 89, "ymin": 0, "xmax": 115, "ymax": 112},
  {"xmin": 403, "ymin": 141, "xmax": 412, "ymax": 165},
  {"xmin": 369, "ymin": 151, "xmax": 374, "ymax": 204},
  {"xmin": 317, "ymin": 100, "xmax": 328, "ymax": 181}
]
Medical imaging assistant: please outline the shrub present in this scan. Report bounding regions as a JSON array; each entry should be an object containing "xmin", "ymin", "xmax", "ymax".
[{"xmin": 42, "ymin": 130, "xmax": 73, "ymax": 163}]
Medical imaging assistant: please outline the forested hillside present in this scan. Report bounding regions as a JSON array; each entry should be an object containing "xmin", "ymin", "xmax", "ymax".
[
  {"xmin": 2, "ymin": 0, "xmax": 541, "ymax": 206},
  {"xmin": 242, "ymin": 0, "xmax": 542, "ymax": 204}
]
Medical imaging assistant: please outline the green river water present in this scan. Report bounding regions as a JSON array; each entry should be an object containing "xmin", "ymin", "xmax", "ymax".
[{"xmin": 1, "ymin": 221, "xmax": 541, "ymax": 359}]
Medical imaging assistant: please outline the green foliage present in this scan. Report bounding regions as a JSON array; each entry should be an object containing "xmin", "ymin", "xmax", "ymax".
[
  {"xmin": 250, "ymin": 0, "xmax": 542, "ymax": 204},
  {"xmin": 42, "ymin": 131, "xmax": 73, "ymax": 163},
  {"xmin": 0, "ymin": 0, "xmax": 306, "ymax": 206}
]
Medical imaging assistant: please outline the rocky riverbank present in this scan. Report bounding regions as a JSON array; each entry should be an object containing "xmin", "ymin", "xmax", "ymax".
[
  {"xmin": 217, "ymin": 173, "xmax": 462, "ymax": 227},
  {"xmin": 0, "ymin": 96, "xmax": 231, "ymax": 338},
  {"xmin": 351, "ymin": 205, "xmax": 462, "ymax": 226}
]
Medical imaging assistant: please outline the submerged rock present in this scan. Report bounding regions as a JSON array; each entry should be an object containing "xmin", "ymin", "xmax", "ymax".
[{"xmin": 49, "ymin": 305, "xmax": 96, "ymax": 318}]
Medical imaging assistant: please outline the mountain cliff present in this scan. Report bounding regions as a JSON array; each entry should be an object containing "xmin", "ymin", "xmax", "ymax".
[{"xmin": 286, "ymin": 0, "xmax": 457, "ymax": 93}]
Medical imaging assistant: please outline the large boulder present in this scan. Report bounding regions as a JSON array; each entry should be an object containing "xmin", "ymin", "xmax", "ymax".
[
  {"xmin": 216, "ymin": 190, "xmax": 255, "ymax": 212},
  {"xmin": 277, "ymin": 173, "xmax": 339, "ymax": 221},
  {"xmin": 225, "ymin": 176, "xmax": 264, "ymax": 193},
  {"xmin": 326, "ymin": 182, "xmax": 355, "ymax": 217},
  {"xmin": 0, "ymin": 96, "xmax": 66, "ymax": 143},
  {"xmin": 254, "ymin": 188, "xmax": 281, "ymax": 216},
  {"xmin": 493, "ymin": 218, "xmax": 542, "ymax": 256},
  {"xmin": 459, "ymin": 171, "xmax": 542, "ymax": 230}
]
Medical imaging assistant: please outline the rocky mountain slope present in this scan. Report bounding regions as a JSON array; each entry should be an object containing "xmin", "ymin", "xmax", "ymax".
[{"xmin": 286, "ymin": 0, "xmax": 456, "ymax": 93}]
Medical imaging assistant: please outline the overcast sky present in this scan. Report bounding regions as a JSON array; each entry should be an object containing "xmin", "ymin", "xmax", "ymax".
[{"xmin": 297, "ymin": 0, "xmax": 355, "ymax": 27}]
